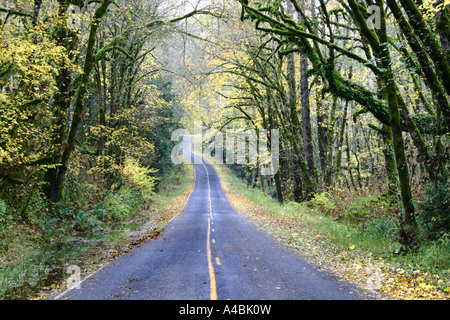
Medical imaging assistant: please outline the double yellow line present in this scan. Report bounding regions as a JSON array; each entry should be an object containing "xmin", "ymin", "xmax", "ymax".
[{"xmin": 192, "ymin": 153, "xmax": 217, "ymax": 300}]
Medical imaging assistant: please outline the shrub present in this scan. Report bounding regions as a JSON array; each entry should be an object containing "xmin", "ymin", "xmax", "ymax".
[
  {"xmin": 309, "ymin": 192, "xmax": 339, "ymax": 219},
  {"xmin": 343, "ymin": 194, "xmax": 390, "ymax": 225},
  {"xmin": 72, "ymin": 207, "xmax": 106, "ymax": 232},
  {"xmin": 102, "ymin": 190, "xmax": 141, "ymax": 222},
  {"xmin": 122, "ymin": 157, "xmax": 158, "ymax": 195},
  {"xmin": 63, "ymin": 176, "xmax": 102, "ymax": 207},
  {"xmin": 309, "ymin": 189, "xmax": 398, "ymax": 229},
  {"xmin": 36, "ymin": 202, "xmax": 108, "ymax": 240}
]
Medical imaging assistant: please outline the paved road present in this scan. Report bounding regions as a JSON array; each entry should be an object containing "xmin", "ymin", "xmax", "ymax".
[{"xmin": 53, "ymin": 152, "xmax": 363, "ymax": 300}]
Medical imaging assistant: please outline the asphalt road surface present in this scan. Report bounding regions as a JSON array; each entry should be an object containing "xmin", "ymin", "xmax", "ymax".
[{"xmin": 52, "ymin": 152, "xmax": 363, "ymax": 300}]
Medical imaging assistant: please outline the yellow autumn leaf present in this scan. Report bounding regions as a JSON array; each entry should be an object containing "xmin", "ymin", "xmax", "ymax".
[
  {"xmin": 419, "ymin": 282, "xmax": 433, "ymax": 290},
  {"xmin": 349, "ymin": 244, "xmax": 355, "ymax": 250}
]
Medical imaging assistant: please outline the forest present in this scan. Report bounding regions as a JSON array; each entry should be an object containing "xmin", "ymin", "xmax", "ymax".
[{"xmin": 0, "ymin": 0, "xmax": 449, "ymax": 299}]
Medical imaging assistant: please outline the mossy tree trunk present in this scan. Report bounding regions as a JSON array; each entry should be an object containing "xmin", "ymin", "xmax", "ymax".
[
  {"xmin": 375, "ymin": 0, "xmax": 416, "ymax": 244},
  {"xmin": 44, "ymin": 0, "xmax": 113, "ymax": 202}
]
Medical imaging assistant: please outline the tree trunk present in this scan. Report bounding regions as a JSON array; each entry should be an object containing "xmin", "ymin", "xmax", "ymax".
[
  {"xmin": 32, "ymin": 0, "xmax": 42, "ymax": 26},
  {"xmin": 317, "ymin": 89, "xmax": 328, "ymax": 178},
  {"xmin": 300, "ymin": 55, "xmax": 318, "ymax": 184},
  {"xmin": 43, "ymin": 0, "xmax": 76, "ymax": 202},
  {"xmin": 44, "ymin": 0, "xmax": 113, "ymax": 202},
  {"xmin": 377, "ymin": 1, "xmax": 416, "ymax": 244},
  {"xmin": 268, "ymin": 100, "xmax": 283, "ymax": 203},
  {"xmin": 285, "ymin": 43, "xmax": 303, "ymax": 201},
  {"xmin": 324, "ymin": 96, "xmax": 340, "ymax": 187},
  {"xmin": 381, "ymin": 124, "xmax": 399, "ymax": 195},
  {"xmin": 435, "ymin": 0, "xmax": 450, "ymax": 65}
]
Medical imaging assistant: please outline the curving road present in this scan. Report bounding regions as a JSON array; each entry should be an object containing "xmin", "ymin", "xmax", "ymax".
[{"xmin": 52, "ymin": 152, "xmax": 364, "ymax": 300}]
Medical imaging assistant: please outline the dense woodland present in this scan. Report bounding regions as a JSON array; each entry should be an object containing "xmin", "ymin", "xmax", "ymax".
[{"xmin": 0, "ymin": 0, "xmax": 449, "ymax": 298}]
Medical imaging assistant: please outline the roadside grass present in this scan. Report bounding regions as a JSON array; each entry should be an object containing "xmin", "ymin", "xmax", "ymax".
[
  {"xmin": 213, "ymin": 164, "xmax": 450, "ymax": 300},
  {"xmin": 0, "ymin": 163, "xmax": 194, "ymax": 300}
]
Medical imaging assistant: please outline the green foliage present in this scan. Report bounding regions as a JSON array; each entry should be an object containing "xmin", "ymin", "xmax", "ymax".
[
  {"xmin": 309, "ymin": 192, "xmax": 338, "ymax": 218},
  {"xmin": 416, "ymin": 234, "xmax": 450, "ymax": 271},
  {"xmin": 62, "ymin": 175, "xmax": 102, "ymax": 208},
  {"xmin": 0, "ymin": 200, "xmax": 11, "ymax": 229},
  {"xmin": 412, "ymin": 113, "xmax": 445, "ymax": 134},
  {"xmin": 102, "ymin": 190, "xmax": 141, "ymax": 222},
  {"xmin": 355, "ymin": 214, "xmax": 400, "ymax": 252},
  {"xmin": 0, "ymin": 259, "xmax": 51, "ymax": 299},
  {"xmin": 37, "ymin": 204, "xmax": 101, "ymax": 242},
  {"xmin": 417, "ymin": 180, "xmax": 450, "ymax": 241},
  {"xmin": 343, "ymin": 194, "xmax": 393, "ymax": 225},
  {"xmin": 147, "ymin": 80, "xmax": 179, "ymax": 183},
  {"xmin": 0, "ymin": 20, "xmax": 74, "ymax": 202},
  {"xmin": 309, "ymin": 190, "xmax": 399, "ymax": 231}
]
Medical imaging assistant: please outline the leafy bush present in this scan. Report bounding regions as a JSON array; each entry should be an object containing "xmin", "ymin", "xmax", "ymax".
[
  {"xmin": 343, "ymin": 194, "xmax": 391, "ymax": 225},
  {"xmin": 417, "ymin": 180, "xmax": 450, "ymax": 241},
  {"xmin": 309, "ymin": 192, "xmax": 339, "ymax": 218},
  {"xmin": 72, "ymin": 207, "xmax": 106, "ymax": 231},
  {"xmin": 63, "ymin": 175, "xmax": 102, "ymax": 208},
  {"xmin": 102, "ymin": 190, "xmax": 141, "ymax": 222},
  {"xmin": 36, "ymin": 202, "xmax": 107, "ymax": 240},
  {"xmin": 309, "ymin": 190, "xmax": 398, "ymax": 230},
  {"xmin": 123, "ymin": 157, "xmax": 158, "ymax": 195}
]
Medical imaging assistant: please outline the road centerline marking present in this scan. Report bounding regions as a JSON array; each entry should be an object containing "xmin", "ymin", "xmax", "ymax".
[
  {"xmin": 192, "ymin": 153, "xmax": 217, "ymax": 300},
  {"xmin": 207, "ymin": 218, "xmax": 217, "ymax": 300},
  {"xmin": 195, "ymin": 153, "xmax": 217, "ymax": 300}
]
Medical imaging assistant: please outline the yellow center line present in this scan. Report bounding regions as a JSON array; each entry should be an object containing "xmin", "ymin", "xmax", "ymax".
[
  {"xmin": 193, "ymin": 153, "xmax": 217, "ymax": 300},
  {"xmin": 207, "ymin": 218, "xmax": 217, "ymax": 300}
]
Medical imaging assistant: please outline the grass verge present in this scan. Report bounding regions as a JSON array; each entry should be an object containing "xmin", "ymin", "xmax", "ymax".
[{"xmin": 213, "ymin": 164, "xmax": 450, "ymax": 300}]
